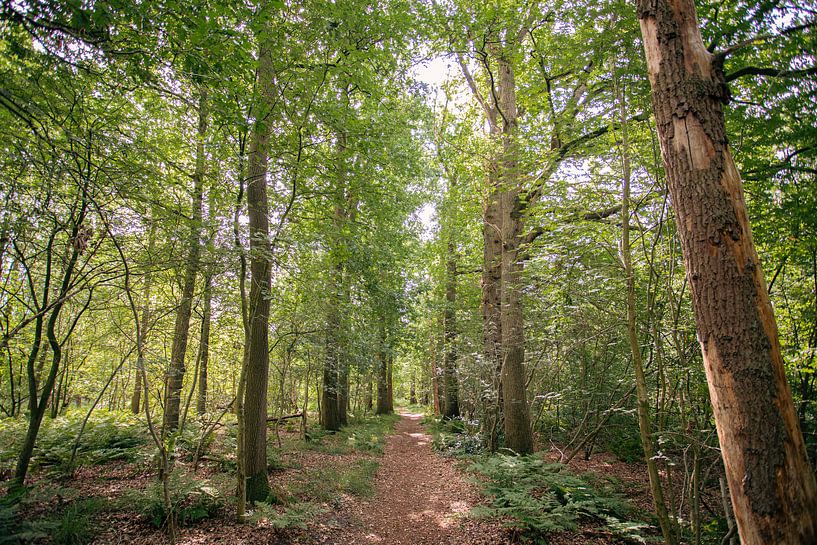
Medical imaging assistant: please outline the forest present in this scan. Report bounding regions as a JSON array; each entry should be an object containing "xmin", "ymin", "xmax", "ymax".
[{"xmin": 1, "ymin": 0, "xmax": 816, "ymax": 544}]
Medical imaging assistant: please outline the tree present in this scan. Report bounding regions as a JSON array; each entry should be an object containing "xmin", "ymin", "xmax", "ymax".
[
  {"xmin": 242, "ymin": 36, "xmax": 274, "ymax": 503},
  {"xmin": 637, "ymin": 0, "xmax": 817, "ymax": 541},
  {"xmin": 162, "ymin": 87, "xmax": 207, "ymax": 433}
]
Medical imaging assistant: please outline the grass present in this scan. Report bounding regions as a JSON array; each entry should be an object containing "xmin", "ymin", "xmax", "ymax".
[
  {"xmin": 277, "ymin": 413, "xmax": 397, "ymax": 504},
  {"xmin": 286, "ymin": 458, "xmax": 380, "ymax": 503},
  {"xmin": 284, "ymin": 412, "xmax": 400, "ymax": 456}
]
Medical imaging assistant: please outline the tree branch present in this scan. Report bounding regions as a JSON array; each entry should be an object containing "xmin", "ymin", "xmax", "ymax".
[{"xmin": 725, "ymin": 65, "xmax": 817, "ymax": 82}]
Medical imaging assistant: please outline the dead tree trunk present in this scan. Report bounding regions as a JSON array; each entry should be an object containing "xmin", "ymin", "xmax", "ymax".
[{"xmin": 637, "ymin": 0, "xmax": 817, "ymax": 541}]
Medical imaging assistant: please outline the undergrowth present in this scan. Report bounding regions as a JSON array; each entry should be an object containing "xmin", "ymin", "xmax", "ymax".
[
  {"xmin": 469, "ymin": 455, "xmax": 648, "ymax": 544},
  {"xmin": 247, "ymin": 501, "xmax": 326, "ymax": 529},
  {"xmin": 286, "ymin": 458, "xmax": 380, "ymax": 502},
  {"xmin": 287, "ymin": 413, "xmax": 399, "ymax": 455},
  {"xmin": 0, "ymin": 484, "xmax": 103, "ymax": 545},
  {"xmin": 425, "ymin": 415, "xmax": 485, "ymax": 457},
  {"xmin": 125, "ymin": 472, "xmax": 224, "ymax": 528},
  {"xmin": 0, "ymin": 410, "xmax": 146, "ymax": 475}
]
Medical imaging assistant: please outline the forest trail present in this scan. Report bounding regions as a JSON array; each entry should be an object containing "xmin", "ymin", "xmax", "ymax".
[{"xmin": 336, "ymin": 411, "xmax": 504, "ymax": 545}]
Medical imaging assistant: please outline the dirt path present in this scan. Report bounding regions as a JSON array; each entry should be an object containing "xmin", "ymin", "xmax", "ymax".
[{"xmin": 337, "ymin": 411, "xmax": 505, "ymax": 545}]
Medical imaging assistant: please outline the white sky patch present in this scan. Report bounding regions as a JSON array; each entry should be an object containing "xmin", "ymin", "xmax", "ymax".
[
  {"xmin": 417, "ymin": 202, "xmax": 438, "ymax": 241},
  {"xmin": 412, "ymin": 55, "xmax": 453, "ymax": 88},
  {"xmin": 411, "ymin": 54, "xmax": 471, "ymax": 114}
]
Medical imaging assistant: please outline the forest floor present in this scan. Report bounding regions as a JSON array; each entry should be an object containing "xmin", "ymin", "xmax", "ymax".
[
  {"xmin": 5, "ymin": 409, "xmax": 703, "ymax": 544},
  {"xmin": 330, "ymin": 410, "xmax": 506, "ymax": 544}
]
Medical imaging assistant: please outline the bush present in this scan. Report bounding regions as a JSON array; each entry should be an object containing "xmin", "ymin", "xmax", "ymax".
[
  {"xmin": 470, "ymin": 455, "xmax": 647, "ymax": 543},
  {"xmin": 286, "ymin": 459, "xmax": 380, "ymax": 503},
  {"xmin": 426, "ymin": 416, "xmax": 486, "ymax": 457},
  {"xmin": 0, "ymin": 486, "xmax": 48, "ymax": 545},
  {"xmin": 172, "ymin": 420, "xmax": 215, "ymax": 459},
  {"xmin": 127, "ymin": 472, "xmax": 223, "ymax": 528}
]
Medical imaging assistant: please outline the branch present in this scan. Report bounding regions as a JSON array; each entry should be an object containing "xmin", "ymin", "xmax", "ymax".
[
  {"xmin": 524, "ymin": 112, "xmax": 649, "ymax": 205},
  {"xmin": 725, "ymin": 65, "xmax": 817, "ymax": 82},
  {"xmin": 715, "ymin": 19, "xmax": 817, "ymax": 59},
  {"xmin": 525, "ymin": 204, "xmax": 623, "ymax": 245},
  {"xmin": 456, "ymin": 52, "xmax": 494, "ymax": 124}
]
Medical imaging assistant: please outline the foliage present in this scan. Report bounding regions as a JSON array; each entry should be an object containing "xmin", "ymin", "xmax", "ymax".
[
  {"xmin": 341, "ymin": 414, "xmax": 401, "ymax": 454},
  {"xmin": 50, "ymin": 498, "xmax": 104, "ymax": 545},
  {"xmin": 469, "ymin": 455, "xmax": 647, "ymax": 544},
  {"xmin": 0, "ymin": 486, "xmax": 49, "ymax": 545},
  {"xmin": 126, "ymin": 472, "xmax": 223, "ymax": 528},
  {"xmin": 286, "ymin": 458, "xmax": 380, "ymax": 503},
  {"xmin": 426, "ymin": 416, "xmax": 486, "ymax": 457},
  {"xmin": 0, "ymin": 410, "xmax": 146, "ymax": 475},
  {"xmin": 247, "ymin": 501, "xmax": 326, "ymax": 529}
]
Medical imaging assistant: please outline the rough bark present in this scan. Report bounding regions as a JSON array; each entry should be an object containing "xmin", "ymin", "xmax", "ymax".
[
  {"xmin": 496, "ymin": 54, "xmax": 533, "ymax": 455},
  {"xmin": 637, "ymin": 0, "xmax": 817, "ymax": 541},
  {"xmin": 162, "ymin": 88, "xmax": 207, "ymax": 433},
  {"xmin": 243, "ymin": 45, "xmax": 273, "ymax": 502}
]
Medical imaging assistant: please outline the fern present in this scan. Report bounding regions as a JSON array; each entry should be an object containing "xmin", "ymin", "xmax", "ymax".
[
  {"xmin": 248, "ymin": 501, "xmax": 326, "ymax": 529},
  {"xmin": 469, "ymin": 455, "xmax": 647, "ymax": 543}
]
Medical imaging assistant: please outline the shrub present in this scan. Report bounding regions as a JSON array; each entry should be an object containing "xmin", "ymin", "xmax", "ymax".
[
  {"xmin": 470, "ymin": 455, "xmax": 647, "ymax": 543},
  {"xmin": 173, "ymin": 420, "xmax": 215, "ymax": 460},
  {"xmin": 426, "ymin": 416, "xmax": 486, "ymax": 457}
]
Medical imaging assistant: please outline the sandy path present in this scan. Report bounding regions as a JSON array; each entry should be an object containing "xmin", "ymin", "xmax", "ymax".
[{"xmin": 337, "ymin": 411, "xmax": 504, "ymax": 545}]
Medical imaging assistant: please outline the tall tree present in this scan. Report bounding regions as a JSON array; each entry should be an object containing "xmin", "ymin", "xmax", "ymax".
[
  {"xmin": 637, "ymin": 0, "xmax": 817, "ymax": 542},
  {"xmin": 242, "ymin": 37, "xmax": 274, "ymax": 502},
  {"xmin": 162, "ymin": 87, "xmax": 207, "ymax": 433}
]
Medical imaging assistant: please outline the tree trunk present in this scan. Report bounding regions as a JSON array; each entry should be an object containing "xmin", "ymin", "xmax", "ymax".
[
  {"xmin": 163, "ymin": 88, "xmax": 207, "ymax": 433},
  {"xmin": 243, "ymin": 44, "xmax": 273, "ymax": 502},
  {"xmin": 196, "ymin": 273, "xmax": 212, "ymax": 416},
  {"xmin": 376, "ymin": 325, "xmax": 391, "ymax": 415},
  {"xmin": 15, "ymin": 208, "xmax": 85, "ymax": 485},
  {"xmin": 619, "ymin": 88, "xmax": 677, "ymax": 545},
  {"xmin": 386, "ymin": 353, "xmax": 394, "ymax": 412},
  {"xmin": 497, "ymin": 54, "xmax": 532, "ymax": 455},
  {"xmin": 443, "ymin": 240, "xmax": 460, "ymax": 419},
  {"xmin": 637, "ymin": 1, "xmax": 817, "ymax": 541},
  {"xmin": 364, "ymin": 371, "xmax": 373, "ymax": 412},
  {"xmin": 132, "ymin": 222, "xmax": 156, "ymax": 414},
  {"xmin": 322, "ymin": 131, "xmax": 350, "ymax": 430},
  {"xmin": 483, "ymin": 122, "xmax": 504, "ymax": 449}
]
